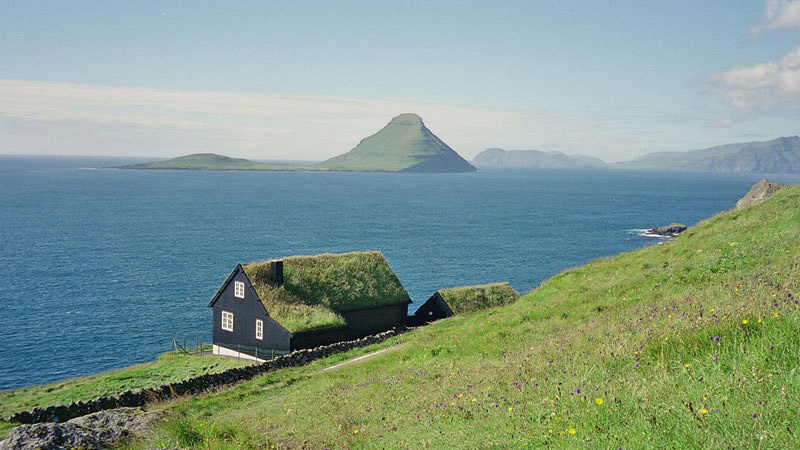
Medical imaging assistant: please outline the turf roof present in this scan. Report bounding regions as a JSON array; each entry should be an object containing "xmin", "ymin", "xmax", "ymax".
[
  {"xmin": 241, "ymin": 251, "xmax": 409, "ymax": 333},
  {"xmin": 437, "ymin": 282, "xmax": 519, "ymax": 314}
]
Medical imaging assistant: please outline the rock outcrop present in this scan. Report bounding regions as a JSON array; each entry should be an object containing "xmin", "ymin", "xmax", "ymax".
[
  {"xmin": 647, "ymin": 223, "xmax": 687, "ymax": 237},
  {"xmin": 736, "ymin": 179, "xmax": 783, "ymax": 210},
  {"xmin": 0, "ymin": 407, "xmax": 163, "ymax": 450}
]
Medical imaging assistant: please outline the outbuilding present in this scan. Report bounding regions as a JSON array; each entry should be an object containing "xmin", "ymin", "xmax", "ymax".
[
  {"xmin": 410, "ymin": 282, "xmax": 519, "ymax": 326},
  {"xmin": 208, "ymin": 251, "xmax": 410, "ymax": 361}
]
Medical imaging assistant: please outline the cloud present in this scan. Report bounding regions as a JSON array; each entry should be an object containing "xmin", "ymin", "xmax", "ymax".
[
  {"xmin": 0, "ymin": 79, "xmax": 725, "ymax": 162},
  {"xmin": 710, "ymin": 46, "xmax": 800, "ymax": 109},
  {"xmin": 751, "ymin": 0, "xmax": 800, "ymax": 34}
]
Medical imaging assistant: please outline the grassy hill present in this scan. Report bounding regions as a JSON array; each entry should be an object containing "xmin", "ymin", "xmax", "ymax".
[
  {"xmin": 318, "ymin": 114, "xmax": 476, "ymax": 172},
  {"xmin": 116, "ymin": 153, "xmax": 311, "ymax": 170},
  {"xmin": 117, "ymin": 183, "xmax": 800, "ymax": 448},
  {"xmin": 0, "ymin": 353, "xmax": 245, "ymax": 432}
]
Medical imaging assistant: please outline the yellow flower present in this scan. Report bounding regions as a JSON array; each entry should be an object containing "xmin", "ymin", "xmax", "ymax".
[
  {"xmin": 742, "ymin": 319, "xmax": 748, "ymax": 325},
  {"xmin": 472, "ymin": 398, "xmax": 477, "ymax": 402},
  {"xmin": 668, "ymin": 314, "xmax": 672, "ymax": 318},
  {"xmin": 508, "ymin": 407, "xmax": 513, "ymax": 412},
  {"xmin": 568, "ymin": 428, "xmax": 576, "ymax": 435},
  {"xmin": 353, "ymin": 429, "xmax": 359, "ymax": 435},
  {"xmin": 699, "ymin": 408, "xmax": 708, "ymax": 415},
  {"xmin": 774, "ymin": 312, "xmax": 779, "ymax": 318},
  {"xmin": 684, "ymin": 363, "xmax": 690, "ymax": 368},
  {"xmin": 758, "ymin": 318, "xmax": 762, "ymax": 323},
  {"xmin": 710, "ymin": 308, "xmax": 715, "ymax": 313},
  {"xmin": 595, "ymin": 398, "xmax": 604, "ymax": 405}
]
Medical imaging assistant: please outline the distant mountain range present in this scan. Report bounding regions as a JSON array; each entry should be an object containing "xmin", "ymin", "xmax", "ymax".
[
  {"xmin": 473, "ymin": 136, "xmax": 800, "ymax": 173},
  {"xmin": 473, "ymin": 148, "xmax": 608, "ymax": 169},
  {"xmin": 117, "ymin": 113, "xmax": 475, "ymax": 173},
  {"xmin": 614, "ymin": 136, "xmax": 800, "ymax": 173}
]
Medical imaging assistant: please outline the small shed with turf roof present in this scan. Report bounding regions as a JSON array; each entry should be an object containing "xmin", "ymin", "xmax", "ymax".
[
  {"xmin": 410, "ymin": 282, "xmax": 519, "ymax": 326},
  {"xmin": 208, "ymin": 251, "xmax": 411, "ymax": 361}
]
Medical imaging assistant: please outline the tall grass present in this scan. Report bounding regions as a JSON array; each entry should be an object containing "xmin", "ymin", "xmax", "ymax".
[{"xmin": 125, "ymin": 187, "xmax": 800, "ymax": 448}]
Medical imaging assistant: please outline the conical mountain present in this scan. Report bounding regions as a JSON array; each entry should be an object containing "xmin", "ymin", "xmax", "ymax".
[{"xmin": 319, "ymin": 113, "xmax": 476, "ymax": 172}]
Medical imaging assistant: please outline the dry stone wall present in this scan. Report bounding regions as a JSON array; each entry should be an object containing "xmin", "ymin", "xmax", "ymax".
[{"xmin": 5, "ymin": 328, "xmax": 404, "ymax": 425}]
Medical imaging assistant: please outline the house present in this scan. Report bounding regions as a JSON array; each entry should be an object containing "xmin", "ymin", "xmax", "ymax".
[
  {"xmin": 208, "ymin": 251, "xmax": 411, "ymax": 361},
  {"xmin": 410, "ymin": 282, "xmax": 519, "ymax": 326}
]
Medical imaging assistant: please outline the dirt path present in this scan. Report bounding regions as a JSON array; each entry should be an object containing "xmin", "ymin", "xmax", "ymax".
[{"xmin": 319, "ymin": 345, "xmax": 404, "ymax": 373}]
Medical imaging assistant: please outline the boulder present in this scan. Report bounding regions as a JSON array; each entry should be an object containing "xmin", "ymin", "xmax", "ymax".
[
  {"xmin": 0, "ymin": 407, "xmax": 163, "ymax": 450},
  {"xmin": 736, "ymin": 179, "xmax": 783, "ymax": 210},
  {"xmin": 647, "ymin": 223, "xmax": 687, "ymax": 237}
]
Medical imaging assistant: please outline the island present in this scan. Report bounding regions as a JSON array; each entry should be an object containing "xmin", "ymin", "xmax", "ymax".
[{"xmin": 116, "ymin": 113, "xmax": 476, "ymax": 173}]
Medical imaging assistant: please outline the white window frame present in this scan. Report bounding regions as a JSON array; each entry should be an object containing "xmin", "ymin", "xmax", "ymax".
[
  {"xmin": 255, "ymin": 319, "xmax": 264, "ymax": 340},
  {"xmin": 221, "ymin": 311, "xmax": 234, "ymax": 332},
  {"xmin": 234, "ymin": 281, "xmax": 245, "ymax": 299}
]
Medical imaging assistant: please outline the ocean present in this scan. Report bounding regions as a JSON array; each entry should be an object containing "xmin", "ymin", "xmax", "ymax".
[{"xmin": 2, "ymin": 155, "xmax": 798, "ymax": 390}]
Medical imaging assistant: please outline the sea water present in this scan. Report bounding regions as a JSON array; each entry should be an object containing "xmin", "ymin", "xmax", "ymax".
[{"xmin": 1, "ymin": 155, "xmax": 798, "ymax": 389}]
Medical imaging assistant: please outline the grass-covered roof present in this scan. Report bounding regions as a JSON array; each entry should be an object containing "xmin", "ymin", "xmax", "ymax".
[
  {"xmin": 242, "ymin": 251, "xmax": 409, "ymax": 333},
  {"xmin": 437, "ymin": 282, "xmax": 519, "ymax": 314}
]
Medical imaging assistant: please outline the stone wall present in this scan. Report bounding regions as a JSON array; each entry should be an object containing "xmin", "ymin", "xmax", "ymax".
[{"xmin": 6, "ymin": 328, "xmax": 404, "ymax": 425}]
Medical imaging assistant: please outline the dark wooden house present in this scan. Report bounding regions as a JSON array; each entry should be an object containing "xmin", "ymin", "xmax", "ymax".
[
  {"xmin": 410, "ymin": 282, "xmax": 519, "ymax": 326},
  {"xmin": 208, "ymin": 251, "xmax": 410, "ymax": 361}
]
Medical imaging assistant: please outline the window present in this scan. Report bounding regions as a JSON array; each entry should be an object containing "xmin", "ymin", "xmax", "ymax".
[
  {"xmin": 221, "ymin": 311, "xmax": 234, "ymax": 331},
  {"xmin": 255, "ymin": 319, "xmax": 263, "ymax": 340},
  {"xmin": 234, "ymin": 281, "xmax": 245, "ymax": 299}
]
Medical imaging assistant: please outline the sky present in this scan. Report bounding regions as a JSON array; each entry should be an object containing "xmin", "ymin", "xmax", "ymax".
[{"xmin": 1, "ymin": 1, "xmax": 800, "ymax": 162}]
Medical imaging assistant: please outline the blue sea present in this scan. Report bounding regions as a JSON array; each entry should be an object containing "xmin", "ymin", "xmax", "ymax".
[{"xmin": 2, "ymin": 155, "xmax": 799, "ymax": 390}]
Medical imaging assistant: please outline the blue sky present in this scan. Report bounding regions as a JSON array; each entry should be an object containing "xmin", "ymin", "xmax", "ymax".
[{"xmin": 2, "ymin": 1, "xmax": 800, "ymax": 161}]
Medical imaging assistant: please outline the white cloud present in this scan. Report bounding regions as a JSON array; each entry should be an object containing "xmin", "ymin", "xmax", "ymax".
[
  {"xmin": 752, "ymin": 0, "xmax": 800, "ymax": 34},
  {"xmin": 710, "ymin": 46, "xmax": 800, "ymax": 109},
  {"xmin": 0, "ymin": 79, "xmax": 734, "ymax": 162}
]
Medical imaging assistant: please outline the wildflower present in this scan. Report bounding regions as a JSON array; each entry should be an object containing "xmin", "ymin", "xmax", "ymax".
[
  {"xmin": 752, "ymin": 413, "xmax": 758, "ymax": 418},
  {"xmin": 508, "ymin": 407, "xmax": 513, "ymax": 412},
  {"xmin": 774, "ymin": 312, "xmax": 779, "ymax": 318},
  {"xmin": 568, "ymin": 428, "xmax": 576, "ymax": 435},
  {"xmin": 699, "ymin": 408, "xmax": 708, "ymax": 415},
  {"xmin": 353, "ymin": 429, "xmax": 359, "ymax": 435},
  {"xmin": 684, "ymin": 363, "xmax": 690, "ymax": 368},
  {"xmin": 742, "ymin": 319, "xmax": 748, "ymax": 325},
  {"xmin": 595, "ymin": 398, "xmax": 604, "ymax": 405}
]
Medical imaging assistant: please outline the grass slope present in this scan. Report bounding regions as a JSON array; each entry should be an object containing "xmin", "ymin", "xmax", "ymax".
[
  {"xmin": 0, "ymin": 353, "xmax": 245, "ymax": 425},
  {"xmin": 242, "ymin": 251, "xmax": 409, "ymax": 333},
  {"xmin": 121, "ymin": 187, "xmax": 799, "ymax": 448}
]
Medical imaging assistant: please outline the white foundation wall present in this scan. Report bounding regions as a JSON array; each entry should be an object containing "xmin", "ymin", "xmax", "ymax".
[{"xmin": 212, "ymin": 344, "xmax": 267, "ymax": 363}]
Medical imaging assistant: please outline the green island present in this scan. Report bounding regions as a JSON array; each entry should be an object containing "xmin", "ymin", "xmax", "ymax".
[
  {"xmin": 116, "ymin": 113, "xmax": 476, "ymax": 173},
  {"xmin": 3, "ymin": 184, "xmax": 799, "ymax": 448},
  {"xmin": 241, "ymin": 251, "xmax": 409, "ymax": 333}
]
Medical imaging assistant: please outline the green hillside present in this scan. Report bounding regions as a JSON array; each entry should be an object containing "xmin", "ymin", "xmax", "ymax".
[
  {"xmin": 117, "ymin": 153, "xmax": 310, "ymax": 170},
  {"xmin": 319, "ymin": 113, "xmax": 476, "ymax": 172},
  {"xmin": 127, "ymin": 185, "xmax": 799, "ymax": 449}
]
